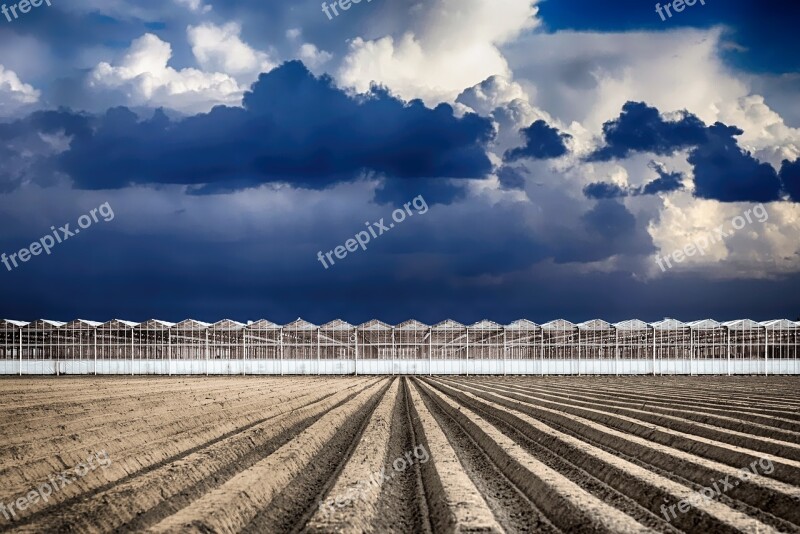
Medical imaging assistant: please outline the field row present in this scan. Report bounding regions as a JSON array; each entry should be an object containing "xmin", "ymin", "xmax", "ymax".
[{"xmin": 0, "ymin": 376, "xmax": 798, "ymax": 532}]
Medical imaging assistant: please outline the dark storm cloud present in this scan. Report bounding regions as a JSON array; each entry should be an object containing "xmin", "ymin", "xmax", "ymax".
[
  {"xmin": 583, "ymin": 181, "xmax": 628, "ymax": 199},
  {"xmin": 569, "ymin": 199, "xmax": 655, "ymax": 261},
  {"xmin": 503, "ymin": 119, "xmax": 571, "ymax": 161},
  {"xmin": 496, "ymin": 165, "xmax": 527, "ymax": 190},
  {"xmin": 583, "ymin": 163, "xmax": 684, "ymax": 199},
  {"xmin": 582, "ymin": 199, "xmax": 636, "ymax": 240},
  {"xmin": 372, "ymin": 177, "xmax": 467, "ymax": 206},
  {"xmin": 780, "ymin": 158, "xmax": 800, "ymax": 202},
  {"xmin": 0, "ymin": 110, "xmax": 92, "ymax": 191},
  {"xmin": 588, "ymin": 101, "xmax": 707, "ymax": 162},
  {"xmin": 6, "ymin": 221, "xmax": 799, "ymax": 324},
  {"xmin": 641, "ymin": 165, "xmax": 683, "ymax": 195},
  {"xmin": 0, "ymin": 191, "xmax": 654, "ymax": 323},
  {"xmin": 589, "ymin": 101, "xmax": 798, "ymax": 203},
  {"xmin": 27, "ymin": 109, "xmax": 92, "ymax": 137},
  {"xmin": 688, "ymin": 123, "xmax": 782, "ymax": 202},
  {"xmin": 50, "ymin": 61, "xmax": 493, "ymax": 203}
]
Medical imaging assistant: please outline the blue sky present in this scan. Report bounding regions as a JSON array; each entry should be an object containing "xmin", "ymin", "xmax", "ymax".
[
  {"xmin": 539, "ymin": 0, "xmax": 800, "ymax": 70},
  {"xmin": 0, "ymin": 0, "xmax": 798, "ymax": 324}
]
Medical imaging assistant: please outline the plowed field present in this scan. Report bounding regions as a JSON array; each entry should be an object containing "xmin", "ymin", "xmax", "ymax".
[{"xmin": 1, "ymin": 376, "xmax": 799, "ymax": 533}]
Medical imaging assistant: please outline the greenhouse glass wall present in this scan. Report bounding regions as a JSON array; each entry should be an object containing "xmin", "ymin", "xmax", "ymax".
[{"xmin": 1, "ymin": 318, "xmax": 798, "ymax": 375}]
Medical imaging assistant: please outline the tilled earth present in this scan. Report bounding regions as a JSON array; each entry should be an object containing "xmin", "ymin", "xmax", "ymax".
[{"xmin": 0, "ymin": 376, "xmax": 799, "ymax": 533}]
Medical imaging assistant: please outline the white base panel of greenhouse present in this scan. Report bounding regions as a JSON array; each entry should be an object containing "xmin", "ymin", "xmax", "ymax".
[{"xmin": 1, "ymin": 359, "xmax": 799, "ymax": 375}]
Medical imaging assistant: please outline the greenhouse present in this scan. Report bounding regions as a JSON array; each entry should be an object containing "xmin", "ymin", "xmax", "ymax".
[{"xmin": 0, "ymin": 318, "xmax": 798, "ymax": 375}]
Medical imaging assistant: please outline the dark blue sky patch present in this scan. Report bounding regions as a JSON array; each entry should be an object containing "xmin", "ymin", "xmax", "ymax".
[
  {"xmin": 3, "ymin": 221, "xmax": 798, "ymax": 323},
  {"xmin": 537, "ymin": 0, "xmax": 800, "ymax": 73}
]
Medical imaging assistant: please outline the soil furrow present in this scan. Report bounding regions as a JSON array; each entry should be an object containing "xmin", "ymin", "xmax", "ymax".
[
  {"xmin": 413, "ymin": 379, "xmax": 559, "ymax": 534},
  {"xmin": 144, "ymin": 379, "xmax": 389, "ymax": 533},
  {"xmin": 461, "ymin": 379, "xmax": 800, "ymax": 466},
  {"xmin": 442, "ymin": 379, "xmax": 800, "ymax": 528},
  {"xmin": 405, "ymin": 378, "xmax": 504, "ymax": 532},
  {"xmin": 10, "ymin": 379, "xmax": 377, "ymax": 532},
  {"xmin": 431, "ymin": 379, "xmax": 785, "ymax": 534},
  {"xmin": 1, "ymin": 376, "xmax": 798, "ymax": 534},
  {"xmin": 418, "ymin": 379, "xmax": 651, "ymax": 533},
  {"xmin": 483, "ymin": 379, "xmax": 800, "ymax": 432}
]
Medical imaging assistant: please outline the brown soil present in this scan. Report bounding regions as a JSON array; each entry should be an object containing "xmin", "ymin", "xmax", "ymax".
[{"xmin": 0, "ymin": 376, "xmax": 798, "ymax": 533}]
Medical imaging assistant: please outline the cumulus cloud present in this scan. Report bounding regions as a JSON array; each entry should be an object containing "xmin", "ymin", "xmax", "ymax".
[
  {"xmin": 456, "ymin": 74, "xmax": 563, "ymax": 162},
  {"xmin": 0, "ymin": 110, "xmax": 89, "ymax": 191},
  {"xmin": 589, "ymin": 101, "xmax": 797, "ymax": 203},
  {"xmin": 283, "ymin": 28, "xmax": 332, "ymax": 71},
  {"xmin": 689, "ymin": 123, "xmax": 783, "ymax": 203},
  {"xmin": 496, "ymin": 26, "xmax": 799, "ymax": 280},
  {"xmin": 187, "ymin": 22, "xmax": 275, "ymax": 81},
  {"xmin": 2, "ymin": 0, "xmax": 800, "ymax": 311},
  {"xmin": 504, "ymin": 26, "xmax": 800, "ymax": 157},
  {"xmin": 646, "ymin": 195, "xmax": 800, "ymax": 279},
  {"xmin": 714, "ymin": 94, "xmax": 800, "ymax": 161},
  {"xmin": 296, "ymin": 43, "xmax": 333, "ymax": 70},
  {"xmin": 584, "ymin": 162, "xmax": 684, "ymax": 199},
  {"xmin": 455, "ymin": 75, "xmax": 529, "ymax": 117},
  {"xmin": 781, "ymin": 159, "xmax": 800, "ymax": 202},
  {"xmin": 588, "ymin": 102, "xmax": 707, "ymax": 162},
  {"xmin": 0, "ymin": 65, "xmax": 40, "ymax": 115},
  {"xmin": 57, "ymin": 62, "xmax": 495, "ymax": 202},
  {"xmin": 88, "ymin": 33, "xmax": 244, "ymax": 113},
  {"xmin": 338, "ymin": 0, "xmax": 540, "ymax": 105},
  {"xmin": 504, "ymin": 120, "xmax": 571, "ymax": 161}
]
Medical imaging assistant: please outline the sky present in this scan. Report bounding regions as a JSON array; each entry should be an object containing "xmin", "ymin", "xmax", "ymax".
[{"xmin": 0, "ymin": 0, "xmax": 798, "ymax": 325}]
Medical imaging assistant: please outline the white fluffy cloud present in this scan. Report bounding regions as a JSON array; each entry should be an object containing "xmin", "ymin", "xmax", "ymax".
[
  {"xmin": 187, "ymin": 22, "xmax": 275, "ymax": 82},
  {"xmin": 337, "ymin": 0, "xmax": 540, "ymax": 105},
  {"xmin": 88, "ymin": 23, "xmax": 280, "ymax": 112},
  {"xmin": 716, "ymin": 95, "xmax": 800, "ymax": 166},
  {"xmin": 89, "ymin": 33, "xmax": 244, "ymax": 113},
  {"xmin": 0, "ymin": 65, "xmax": 40, "ymax": 114},
  {"xmin": 456, "ymin": 75, "xmax": 529, "ymax": 117},
  {"xmin": 456, "ymin": 74, "xmax": 575, "ymax": 156},
  {"xmin": 646, "ymin": 196, "xmax": 800, "ymax": 279},
  {"xmin": 175, "ymin": 0, "xmax": 212, "ymax": 13},
  {"xmin": 504, "ymin": 27, "xmax": 800, "ymax": 156},
  {"xmin": 73, "ymin": 2, "xmax": 800, "ymax": 281},
  {"xmin": 296, "ymin": 43, "xmax": 333, "ymax": 71},
  {"xmin": 488, "ymin": 25, "xmax": 800, "ymax": 279},
  {"xmin": 284, "ymin": 28, "xmax": 332, "ymax": 71}
]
